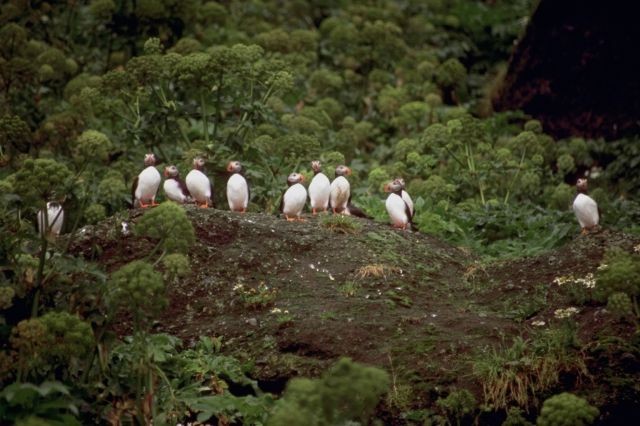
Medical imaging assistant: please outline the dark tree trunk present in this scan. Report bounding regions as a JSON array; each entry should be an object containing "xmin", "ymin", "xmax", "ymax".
[{"xmin": 493, "ymin": 0, "xmax": 640, "ymax": 140}]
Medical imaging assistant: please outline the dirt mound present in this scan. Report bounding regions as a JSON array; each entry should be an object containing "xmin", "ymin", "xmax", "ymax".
[{"xmin": 71, "ymin": 208, "xmax": 640, "ymax": 420}]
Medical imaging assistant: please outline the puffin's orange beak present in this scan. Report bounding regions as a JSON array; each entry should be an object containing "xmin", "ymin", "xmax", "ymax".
[
  {"xmin": 383, "ymin": 183, "xmax": 390, "ymax": 193},
  {"xmin": 300, "ymin": 175, "xmax": 305, "ymax": 183},
  {"xmin": 226, "ymin": 163, "xmax": 234, "ymax": 172},
  {"xmin": 346, "ymin": 167, "xmax": 352, "ymax": 176},
  {"xmin": 163, "ymin": 169, "xmax": 169, "ymax": 177}
]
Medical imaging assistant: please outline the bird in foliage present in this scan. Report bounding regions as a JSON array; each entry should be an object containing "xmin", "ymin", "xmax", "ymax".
[
  {"xmin": 330, "ymin": 165, "xmax": 352, "ymax": 215},
  {"xmin": 132, "ymin": 153, "xmax": 161, "ymax": 208},
  {"xmin": 186, "ymin": 157, "xmax": 213, "ymax": 208},
  {"xmin": 281, "ymin": 172, "xmax": 307, "ymax": 221},
  {"xmin": 226, "ymin": 161, "xmax": 249, "ymax": 213},
  {"xmin": 573, "ymin": 178, "xmax": 599, "ymax": 234},
  {"xmin": 38, "ymin": 201, "xmax": 64, "ymax": 237},
  {"xmin": 308, "ymin": 160, "xmax": 330, "ymax": 215},
  {"xmin": 384, "ymin": 180, "xmax": 413, "ymax": 230},
  {"xmin": 163, "ymin": 165, "xmax": 191, "ymax": 204}
]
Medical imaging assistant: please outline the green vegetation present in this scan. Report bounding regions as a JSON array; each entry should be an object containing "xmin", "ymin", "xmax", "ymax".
[
  {"xmin": 1, "ymin": 0, "xmax": 639, "ymax": 424},
  {"xmin": 536, "ymin": 393, "xmax": 599, "ymax": 426}
]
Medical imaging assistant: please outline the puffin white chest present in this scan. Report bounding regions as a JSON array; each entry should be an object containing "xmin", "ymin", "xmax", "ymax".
[
  {"xmin": 309, "ymin": 173, "xmax": 331, "ymax": 209},
  {"xmin": 330, "ymin": 176, "xmax": 350, "ymax": 211},
  {"xmin": 283, "ymin": 183, "xmax": 307, "ymax": 217},
  {"xmin": 226, "ymin": 173, "xmax": 249, "ymax": 211},
  {"xmin": 186, "ymin": 169, "xmax": 211, "ymax": 203},
  {"xmin": 136, "ymin": 166, "xmax": 161, "ymax": 202},
  {"xmin": 38, "ymin": 203, "xmax": 64, "ymax": 236},
  {"xmin": 386, "ymin": 193, "xmax": 409, "ymax": 228},
  {"xmin": 573, "ymin": 193, "xmax": 599, "ymax": 228},
  {"xmin": 164, "ymin": 179, "xmax": 188, "ymax": 203}
]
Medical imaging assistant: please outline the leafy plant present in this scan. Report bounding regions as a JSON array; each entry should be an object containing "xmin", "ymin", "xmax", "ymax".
[
  {"xmin": 536, "ymin": 392, "xmax": 599, "ymax": 426},
  {"xmin": 0, "ymin": 381, "xmax": 81, "ymax": 426},
  {"xmin": 268, "ymin": 357, "xmax": 389, "ymax": 426}
]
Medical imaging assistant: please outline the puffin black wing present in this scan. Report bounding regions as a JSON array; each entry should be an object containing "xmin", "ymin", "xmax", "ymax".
[
  {"xmin": 178, "ymin": 178, "xmax": 191, "ymax": 197},
  {"xmin": 404, "ymin": 201, "xmax": 415, "ymax": 230},
  {"xmin": 278, "ymin": 193, "xmax": 284, "ymax": 213},
  {"xmin": 347, "ymin": 202, "xmax": 372, "ymax": 219},
  {"xmin": 130, "ymin": 176, "xmax": 139, "ymax": 209}
]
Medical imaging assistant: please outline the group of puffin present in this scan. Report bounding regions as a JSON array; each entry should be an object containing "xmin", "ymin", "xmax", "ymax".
[{"xmin": 37, "ymin": 153, "xmax": 601, "ymax": 237}]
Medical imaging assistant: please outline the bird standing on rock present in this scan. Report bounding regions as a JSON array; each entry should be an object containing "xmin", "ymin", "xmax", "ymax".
[
  {"xmin": 38, "ymin": 201, "xmax": 64, "ymax": 237},
  {"xmin": 308, "ymin": 160, "xmax": 330, "ymax": 215},
  {"xmin": 132, "ymin": 153, "xmax": 161, "ymax": 208},
  {"xmin": 394, "ymin": 178, "xmax": 414, "ymax": 218},
  {"xmin": 163, "ymin": 165, "xmax": 191, "ymax": 204},
  {"xmin": 281, "ymin": 172, "xmax": 307, "ymax": 221},
  {"xmin": 226, "ymin": 161, "xmax": 249, "ymax": 213},
  {"xmin": 330, "ymin": 165, "xmax": 351, "ymax": 214},
  {"xmin": 385, "ymin": 180, "xmax": 413, "ymax": 230},
  {"xmin": 573, "ymin": 178, "xmax": 599, "ymax": 234},
  {"xmin": 186, "ymin": 157, "xmax": 213, "ymax": 208}
]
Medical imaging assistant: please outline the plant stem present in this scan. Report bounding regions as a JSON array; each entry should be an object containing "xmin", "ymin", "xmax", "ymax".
[{"xmin": 201, "ymin": 92, "xmax": 209, "ymax": 144}]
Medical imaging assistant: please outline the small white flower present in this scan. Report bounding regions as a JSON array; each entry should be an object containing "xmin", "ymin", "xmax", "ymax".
[
  {"xmin": 270, "ymin": 308, "xmax": 282, "ymax": 314},
  {"xmin": 634, "ymin": 243, "xmax": 640, "ymax": 254},
  {"xmin": 232, "ymin": 284, "xmax": 244, "ymax": 291},
  {"xmin": 597, "ymin": 263, "xmax": 608, "ymax": 271},
  {"xmin": 309, "ymin": 264, "xmax": 316, "ymax": 270},
  {"xmin": 531, "ymin": 320, "xmax": 546, "ymax": 327},
  {"xmin": 328, "ymin": 274, "xmax": 335, "ymax": 281}
]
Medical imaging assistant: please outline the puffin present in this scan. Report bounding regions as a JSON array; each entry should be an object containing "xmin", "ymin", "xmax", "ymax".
[
  {"xmin": 132, "ymin": 153, "xmax": 161, "ymax": 208},
  {"xmin": 186, "ymin": 157, "xmax": 213, "ymax": 208},
  {"xmin": 37, "ymin": 201, "xmax": 64, "ymax": 237},
  {"xmin": 330, "ymin": 165, "xmax": 352, "ymax": 214},
  {"xmin": 163, "ymin": 165, "xmax": 191, "ymax": 204},
  {"xmin": 281, "ymin": 172, "xmax": 307, "ymax": 221},
  {"xmin": 226, "ymin": 160, "xmax": 249, "ymax": 213},
  {"xmin": 394, "ymin": 178, "xmax": 414, "ymax": 218},
  {"xmin": 384, "ymin": 180, "xmax": 413, "ymax": 230},
  {"xmin": 573, "ymin": 178, "xmax": 599, "ymax": 234},
  {"xmin": 308, "ymin": 160, "xmax": 331, "ymax": 215}
]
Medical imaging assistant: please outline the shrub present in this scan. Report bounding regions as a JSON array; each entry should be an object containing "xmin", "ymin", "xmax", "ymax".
[{"xmin": 536, "ymin": 393, "xmax": 599, "ymax": 426}]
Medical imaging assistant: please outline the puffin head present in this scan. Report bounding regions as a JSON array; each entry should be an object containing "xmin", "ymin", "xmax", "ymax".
[
  {"xmin": 311, "ymin": 160, "xmax": 322, "ymax": 174},
  {"xmin": 164, "ymin": 165, "xmax": 179, "ymax": 178},
  {"xmin": 335, "ymin": 165, "xmax": 352, "ymax": 177},
  {"xmin": 193, "ymin": 157, "xmax": 206, "ymax": 170},
  {"xmin": 144, "ymin": 153, "xmax": 156, "ymax": 167},
  {"xmin": 384, "ymin": 180, "xmax": 403, "ymax": 194},
  {"xmin": 287, "ymin": 172, "xmax": 304, "ymax": 186},
  {"xmin": 576, "ymin": 178, "xmax": 588, "ymax": 193},
  {"xmin": 393, "ymin": 177, "xmax": 406, "ymax": 189},
  {"xmin": 226, "ymin": 160, "xmax": 242, "ymax": 174}
]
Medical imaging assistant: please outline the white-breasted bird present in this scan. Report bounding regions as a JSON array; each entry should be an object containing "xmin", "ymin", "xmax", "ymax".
[
  {"xmin": 226, "ymin": 160, "xmax": 249, "ymax": 213},
  {"xmin": 163, "ymin": 165, "xmax": 191, "ymax": 204},
  {"xmin": 384, "ymin": 180, "xmax": 413, "ymax": 230},
  {"xmin": 132, "ymin": 153, "xmax": 161, "ymax": 208},
  {"xmin": 186, "ymin": 157, "xmax": 213, "ymax": 208},
  {"xmin": 37, "ymin": 201, "xmax": 64, "ymax": 237},
  {"xmin": 281, "ymin": 172, "xmax": 307, "ymax": 221},
  {"xmin": 573, "ymin": 178, "xmax": 599, "ymax": 234},
  {"xmin": 394, "ymin": 177, "xmax": 414, "ymax": 218},
  {"xmin": 330, "ymin": 165, "xmax": 352, "ymax": 215},
  {"xmin": 308, "ymin": 160, "xmax": 331, "ymax": 215}
]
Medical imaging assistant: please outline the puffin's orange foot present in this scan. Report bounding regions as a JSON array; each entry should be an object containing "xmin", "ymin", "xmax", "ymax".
[
  {"xmin": 297, "ymin": 217, "xmax": 306, "ymax": 222},
  {"xmin": 151, "ymin": 201, "xmax": 159, "ymax": 207},
  {"xmin": 312, "ymin": 208, "xmax": 317, "ymax": 215},
  {"xmin": 139, "ymin": 201, "xmax": 150, "ymax": 208},
  {"xmin": 199, "ymin": 202, "xmax": 209, "ymax": 208},
  {"xmin": 240, "ymin": 208, "xmax": 246, "ymax": 214},
  {"xmin": 285, "ymin": 215, "xmax": 296, "ymax": 222},
  {"xmin": 581, "ymin": 228, "xmax": 588, "ymax": 235}
]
